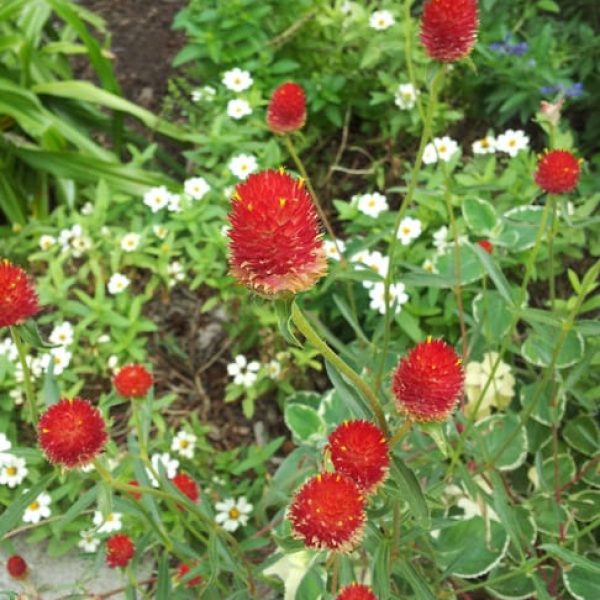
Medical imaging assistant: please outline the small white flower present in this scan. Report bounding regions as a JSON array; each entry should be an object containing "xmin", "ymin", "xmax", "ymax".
[
  {"xmin": 0, "ymin": 433, "xmax": 11, "ymax": 454},
  {"xmin": 80, "ymin": 462, "xmax": 95, "ymax": 473},
  {"xmin": 496, "ymin": 129, "xmax": 529, "ymax": 157},
  {"xmin": 423, "ymin": 136, "xmax": 459, "ymax": 165},
  {"xmin": 266, "ymin": 359, "xmax": 282, "ymax": 379},
  {"xmin": 369, "ymin": 9, "xmax": 395, "ymax": 30},
  {"xmin": 340, "ymin": 1, "xmax": 353, "ymax": 14},
  {"xmin": 143, "ymin": 186, "xmax": 171, "ymax": 213},
  {"xmin": 215, "ymin": 497, "xmax": 253, "ymax": 532},
  {"xmin": 422, "ymin": 258, "xmax": 437, "ymax": 273},
  {"xmin": 323, "ymin": 239, "xmax": 346, "ymax": 261},
  {"xmin": 191, "ymin": 85, "xmax": 216, "ymax": 103},
  {"xmin": 107, "ymin": 355, "xmax": 119, "ymax": 372},
  {"xmin": 221, "ymin": 224, "xmax": 231, "ymax": 237},
  {"xmin": 93, "ymin": 511, "xmax": 122, "ymax": 534},
  {"xmin": 184, "ymin": 177, "xmax": 211, "ymax": 201},
  {"xmin": 9, "ymin": 389, "xmax": 24, "ymax": 406},
  {"xmin": 70, "ymin": 234, "xmax": 92, "ymax": 257},
  {"xmin": 23, "ymin": 491, "xmax": 52, "ymax": 524},
  {"xmin": 81, "ymin": 202, "xmax": 94, "ymax": 216},
  {"xmin": 39, "ymin": 235, "xmax": 56, "ymax": 251},
  {"xmin": 472, "ymin": 135, "xmax": 496, "ymax": 155},
  {"xmin": 0, "ymin": 455, "xmax": 28, "ymax": 488},
  {"xmin": 0, "ymin": 338, "xmax": 18, "ymax": 361},
  {"xmin": 222, "ymin": 68, "xmax": 253, "ymax": 93},
  {"xmin": 107, "ymin": 273, "xmax": 130, "ymax": 295},
  {"xmin": 49, "ymin": 322, "xmax": 74, "ymax": 347},
  {"xmin": 368, "ymin": 282, "xmax": 409, "ymax": 315},
  {"xmin": 227, "ymin": 354, "xmax": 260, "ymax": 388},
  {"xmin": 357, "ymin": 192, "xmax": 389, "ymax": 218},
  {"xmin": 397, "ymin": 216, "xmax": 423, "ymax": 245},
  {"xmin": 229, "ymin": 154, "xmax": 258, "ymax": 180},
  {"xmin": 358, "ymin": 250, "xmax": 389, "ymax": 289},
  {"xmin": 120, "ymin": 233, "xmax": 141, "ymax": 253},
  {"xmin": 148, "ymin": 452, "xmax": 179, "ymax": 487},
  {"xmin": 167, "ymin": 261, "xmax": 186, "ymax": 283},
  {"xmin": 394, "ymin": 83, "xmax": 418, "ymax": 110},
  {"xmin": 167, "ymin": 193, "xmax": 182, "ymax": 213},
  {"xmin": 171, "ymin": 431, "xmax": 197, "ymax": 459},
  {"xmin": 40, "ymin": 347, "xmax": 72, "ymax": 376},
  {"xmin": 14, "ymin": 355, "xmax": 43, "ymax": 382},
  {"xmin": 433, "ymin": 226, "xmax": 449, "ymax": 253},
  {"xmin": 78, "ymin": 530, "xmax": 100, "ymax": 553},
  {"xmin": 153, "ymin": 224, "xmax": 168, "ymax": 239},
  {"xmin": 97, "ymin": 334, "xmax": 110, "ymax": 344},
  {"xmin": 227, "ymin": 98, "xmax": 252, "ymax": 120}
]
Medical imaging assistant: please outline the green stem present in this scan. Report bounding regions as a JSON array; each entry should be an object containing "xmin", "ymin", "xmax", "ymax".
[
  {"xmin": 403, "ymin": 0, "xmax": 424, "ymax": 121},
  {"xmin": 10, "ymin": 326, "xmax": 36, "ymax": 423},
  {"xmin": 548, "ymin": 195, "xmax": 558, "ymax": 310},
  {"xmin": 291, "ymin": 302, "xmax": 388, "ymax": 435},
  {"xmin": 389, "ymin": 419, "xmax": 412, "ymax": 448}
]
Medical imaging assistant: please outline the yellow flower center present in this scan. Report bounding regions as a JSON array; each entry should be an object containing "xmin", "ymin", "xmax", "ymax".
[
  {"xmin": 180, "ymin": 440, "xmax": 189, "ymax": 448},
  {"xmin": 6, "ymin": 466, "xmax": 17, "ymax": 476},
  {"xmin": 229, "ymin": 508, "xmax": 241, "ymax": 520},
  {"xmin": 29, "ymin": 501, "xmax": 40, "ymax": 511}
]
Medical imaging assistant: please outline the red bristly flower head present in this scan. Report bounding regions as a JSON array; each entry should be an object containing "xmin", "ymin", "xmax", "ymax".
[
  {"xmin": 177, "ymin": 563, "xmax": 204, "ymax": 588},
  {"xmin": 534, "ymin": 149, "xmax": 581, "ymax": 194},
  {"xmin": 420, "ymin": 0, "xmax": 478, "ymax": 62},
  {"xmin": 477, "ymin": 240, "xmax": 493, "ymax": 253},
  {"xmin": 336, "ymin": 583, "xmax": 378, "ymax": 600},
  {"xmin": 172, "ymin": 472, "xmax": 200, "ymax": 503},
  {"xmin": 6, "ymin": 555, "xmax": 28, "ymax": 579},
  {"xmin": 228, "ymin": 169, "xmax": 327, "ymax": 297},
  {"xmin": 392, "ymin": 338, "xmax": 464, "ymax": 422},
  {"xmin": 0, "ymin": 259, "xmax": 40, "ymax": 328},
  {"xmin": 127, "ymin": 479, "xmax": 142, "ymax": 500},
  {"xmin": 106, "ymin": 533, "xmax": 135, "ymax": 568},
  {"xmin": 113, "ymin": 364, "xmax": 154, "ymax": 398},
  {"xmin": 328, "ymin": 420, "xmax": 389, "ymax": 494},
  {"xmin": 288, "ymin": 472, "xmax": 366, "ymax": 552},
  {"xmin": 267, "ymin": 82, "xmax": 307, "ymax": 134},
  {"xmin": 38, "ymin": 397, "xmax": 108, "ymax": 468}
]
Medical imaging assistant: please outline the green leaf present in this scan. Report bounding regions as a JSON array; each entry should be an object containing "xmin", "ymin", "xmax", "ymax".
[
  {"xmin": 394, "ymin": 561, "xmax": 437, "ymax": 600},
  {"xmin": 324, "ymin": 360, "xmax": 371, "ymax": 420},
  {"xmin": 499, "ymin": 206, "xmax": 548, "ymax": 252},
  {"xmin": 563, "ymin": 565, "xmax": 600, "ymax": 600},
  {"xmin": 563, "ymin": 416, "xmax": 600, "ymax": 456},
  {"xmin": 521, "ymin": 324, "xmax": 584, "ymax": 369},
  {"xmin": 155, "ymin": 553, "xmax": 172, "ymax": 600},
  {"xmin": 541, "ymin": 544, "xmax": 600, "ymax": 575},
  {"xmin": 472, "ymin": 290, "xmax": 513, "ymax": 340},
  {"xmin": 276, "ymin": 298, "xmax": 302, "ymax": 347},
  {"xmin": 390, "ymin": 454, "xmax": 430, "ymax": 529},
  {"xmin": 474, "ymin": 413, "xmax": 528, "ymax": 471},
  {"xmin": 435, "ymin": 244, "xmax": 486, "ymax": 285},
  {"xmin": 539, "ymin": 454, "xmax": 576, "ymax": 492},
  {"xmin": 520, "ymin": 381, "xmax": 565, "ymax": 426},
  {"xmin": 462, "ymin": 197, "xmax": 498, "ymax": 235},
  {"xmin": 568, "ymin": 490, "xmax": 600, "ymax": 522},
  {"xmin": 14, "ymin": 320, "xmax": 53, "ymax": 349},
  {"xmin": 485, "ymin": 565, "xmax": 536, "ymax": 599},
  {"xmin": 473, "ymin": 244, "xmax": 516, "ymax": 305},
  {"xmin": 537, "ymin": 0, "xmax": 560, "ymax": 13},
  {"xmin": 284, "ymin": 403, "xmax": 326, "ymax": 444},
  {"xmin": 372, "ymin": 539, "xmax": 391, "ymax": 598}
]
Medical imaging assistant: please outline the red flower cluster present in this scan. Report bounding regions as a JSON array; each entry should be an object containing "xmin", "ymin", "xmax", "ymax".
[
  {"xmin": 6, "ymin": 555, "xmax": 28, "ymax": 579},
  {"xmin": 38, "ymin": 398, "xmax": 108, "ymax": 468},
  {"xmin": 336, "ymin": 583, "xmax": 378, "ymax": 600},
  {"xmin": 328, "ymin": 420, "xmax": 389, "ymax": 494},
  {"xmin": 420, "ymin": 0, "xmax": 478, "ymax": 62},
  {"xmin": 392, "ymin": 338, "xmax": 464, "ymax": 422},
  {"xmin": 534, "ymin": 149, "xmax": 581, "ymax": 194},
  {"xmin": 127, "ymin": 479, "xmax": 142, "ymax": 500},
  {"xmin": 177, "ymin": 563, "xmax": 204, "ymax": 588},
  {"xmin": 106, "ymin": 533, "xmax": 135, "ymax": 568},
  {"xmin": 477, "ymin": 240, "xmax": 493, "ymax": 254},
  {"xmin": 288, "ymin": 472, "xmax": 366, "ymax": 552},
  {"xmin": 172, "ymin": 472, "xmax": 200, "ymax": 503},
  {"xmin": 0, "ymin": 259, "xmax": 40, "ymax": 328},
  {"xmin": 228, "ymin": 170, "xmax": 327, "ymax": 297},
  {"xmin": 113, "ymin": 364, "xmax": 154, "ymax": 398},
  {"xmin": 267, "ymin": 82, "xmax": 307, "ymax": 134}
]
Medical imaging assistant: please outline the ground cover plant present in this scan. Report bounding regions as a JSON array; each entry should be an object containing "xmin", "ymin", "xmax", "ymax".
[{"xmin": 0, "ymin": 0, "xmax": 599, "ymax": 599}]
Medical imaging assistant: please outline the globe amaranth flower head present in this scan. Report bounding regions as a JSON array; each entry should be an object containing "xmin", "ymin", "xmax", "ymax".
[
  {"xmin": 177, "ymin": 563, "xmax": 204, "ymax": 588},
  {"xmin": 6, "ymin": 555, "xmax": 28, "ymax": 579},
  {"xmin": 392, "ymin": 338, "xmax": 464, "ymax": 422},
  {"xmin": 288, "ymin": 472, "xmax": 366, "ymax": 552},
  {"xmin": 0, "ymin": 259, "xmax": 40, "ymax": 328},
  {"xmin": 267, "ymin": 82, "xmax": 307, "ymax": 134},
  {"xmin": 420, "ymin": 0, "xmax": 478, "ymax": 62},
  {"xmin": 336, "ymin": 583, "xmax": 378, "ymax": 600},
  {"xmin": 106, "ymin": 533, "xmax": 135, "ymax": 568},
  {"xmin": 172, "ymin": 472, "xmax": 200, "ymax": 503},
  {"xmin": 534, "ymin": 149, "xmax": 581, "ymax": 194},
  {"xmin": 328, "ymin": 420, "xmax": 389, "ymax": 494},
  {"xmin": 112, "ymin": 364, "xmax": 154, "ymax": 398},
  {"xmin": 228, "ymin": 169, "xmax": 327, "ymax": 297},
  {"xmin": 38, "ymin": 397, "xmax": 108, "ymax": 468}
]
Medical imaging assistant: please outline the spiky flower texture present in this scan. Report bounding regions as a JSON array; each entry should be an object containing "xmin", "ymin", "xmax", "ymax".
[
  {"xmin": 534, "ymin": 149, "xmax": 581, "ymax": 194},
  {"xmin": 392, "ymin": 339, "xmax": 464, "ymax": 422},
  {"xmin": 337, "ymin": 583, "xmax": 378, "ymax": 600},
  {"xmin": 420, "ymin": 0, "xmax": 478, "ymax": 62},
  {"xmin": 228, "ymin": 170, "xmax": 327, "ymax": 297},
  {"xmin": 38, "ymin": 398, "xmax": 108, "ymax": 468},
  {"xmin": 328, "ymin": 420, "xmax": 389, "ymax": 494},
  {"xmin": 0, "ymin": 259, "xmax": 40, "ymax": 328},
  {"xmin": 267, "ymin": 82, "xmax": 307, "ymax": 134},
  {"xmin": 113, "ymin": 364, "xmax": 154, "ymax": 398},
  {"xmin": 288, "ymin": 472, "xmax": 366, "ymax": 552},
  {"xmin": 106, "ymin": 534, "xmax": 135, "ymax": 568},
  {"xmin": 172, "ymin": 472, "xmax": 200, "ymax": 503}
]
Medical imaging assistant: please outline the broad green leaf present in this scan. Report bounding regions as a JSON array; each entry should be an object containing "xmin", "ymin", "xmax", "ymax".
[
  {"xmin": 284, "ymin": 403, "xmax": 326, "ymax": 444},
  {"xmin": 529, "ymin": 496, "xmax": 569, "ymax": 537},
  {"xmin": 435, "ymin": 243, "xmax": 486, "ymax": 285},
  {"xmin": 520, "ymin": 381, "xmax": 565, "ymax": 427},
  {"xmin": 462, "ymin": 197, "xmax": 498, "ymax": 235},
  {"xmin": 499, "ymin": 206, "xmax": 548, "ymax": 252},
  {"xmin": 563, "ymin": 565, "xmax": 600, "ymax": 600},
  {"xmin": 473, "ymin": 244, "xmax": 516, "ymax": 305},
  {"xmin": 486, "ymin": 566, "xmax": 535, "ymax": 599},
  {"xmin": 474, "ymin": 413, "xmax": 528, "ymax": 471},
  {"xmin": 539, "ymin": 454, "xmax": 576, "ymax": 492},
  {"xmin": 542, "ymin": 544, "xmax": 600, "ymax": 575},
  {"xmin": 563, "ymin": 416, "xmax": 600, "ymax": 456},
  {"xmin": 521, "ymin": 324, "xmax": 584, "ymax": 369},
  {"xmin": 568, "ymin": 490, "xmax": 600, "ymax": 522},
  {"xmin": 394, "ymin": 561, "xmax": 436, "ymax": 600},
  {"xmin": 472, "ymin": 290, "xmax": 513, "ymax": 339}
]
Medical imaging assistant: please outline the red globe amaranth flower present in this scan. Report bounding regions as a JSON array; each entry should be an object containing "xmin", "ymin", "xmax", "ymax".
[
  {"xmin": 328, "ymin": 420, "xmax": 389, "ymax": 494},
  {"xmin": 477, "ymin": 240, "xmax": 493, "ymax": 253},
  {"xmin": 126, "ymin": 479, "xmax": 142, "ymax": 500},
  {"xmin": 392, "ymin": 338, "xmax": 464, "ymax": 422},
  {"xmin": 420, "ymin": 0, "xmax": 478, "ymax": 62},
  {"xmin": 267, "ymin": 82, "xmax": 307, "ymax": 134},
  {"xmin": 113, "ymin": 364, "xmax": 154, "ymax": 398},
  {"xmin": 106, "ymin": 534, "xmax": 135, "ymax": 568},
  {"xmin": 228, "ymin": 170, "xmax": 327, "ymax": 297},
  {"xmin": 177, "ymin": 563, "xmax": 204, "ymax": 588},
  {"xmin": 0, "ymin": 259, "xmax": 40, "ymax": 328},
  {"xmin": 6, "ymin": 555, "xmax": 28, "ymax": 579},
  {"xmin": 38, "ymin": 398, "xmax": 108, "ymax": 468},
  {"xmin": 172, "ymin": 472, "xmax": 200, "ymax": 503},
  {"xmin": 336, "ymin": 583, "xmax": 378, "ymax": 600},
  {"xmin": 534, "ymin": 149, "xmax": 581, "ymax": 194},
  {"xmin": 288, "ymin": 472, "xmax": 366, "ymax": 552}
]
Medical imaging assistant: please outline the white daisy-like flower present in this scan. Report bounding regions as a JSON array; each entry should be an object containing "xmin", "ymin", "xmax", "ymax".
[
  {"xmin": 394, "ymin": 83, "xmax": 418, "ymax": 110},
  {"xmin": 423, "ymin": 136, "xmax": 459, "ymax": 165},
  {"xmin": 23, "ymin": 491, "xmax": 52, "ymax": 524},
  {"xmin": 40, "ymin": 346, "xmax": 72, "ymax": 376},
  {"xmin": 215, "ymin": 497, "xmax": 253, "ymax": 532},
  {"xmin": 14, "ymin": 355, "xmax": 43, "ymax": 382},
  {"xmin": 227, "ymin": 98, "xmax": 252, "ymax": 120},
  {"xmin": 167, "ymin": 261, "xmax": 186, "ymax": 284},
  {"xmin": 143, "ymin": 186, "xmax": 171, "ymax": 213},
  {"xmin": 70, "ymin": 234, "xmax": 92, "ymax": 257},
  {"xmin": 422, "ymin": 258, "xmax": 437, "ymax": 273},
  {"xmin": 107, "ymin": 355, "xmax": 119, "ymax": 372},
  {"xmin": 49, "ymin": 322, "xmax": 74, "ymax": 347},
  {"xmin": 80, "ymin": 202, "xmax": 94, "ymax": 216},
  {"xmin": 167, "ymin": 193, "xmax": 182, "ymax": 213},
  {"xmin": 191, "ymin": 85, "xmax": 216, "ymax": 103},
  {"xmin": 359, "ymin": 250, "xmax": 390, "ymax": 289},
  {"xmin": 152, "ymin": 224, "xmax": 168, "ymax": 239},
  {"xmin": 97, "ymin": 334, "xmax": 110, "ymax": 344},
  {"xmin": 0, "ymin": 454, "xmax": 28, "ymax": 488},
  {"xmin": 323, "ymin": 239, "xmax": 346, "ymax": 261},
  {"xmin": 266, "ymin": 359, "xmax": 282, "ymax": 379},
  {"xmin": 229, "ymin": 154, "xmax": 258, "ymax": 180},
  {"xmin": 472, "ymin": 135, "xmax": 496, "ymax": 155},
  {"xmin": 78, "ymin": 530, "xmax": 100, "ymax": 553},
  {"xmin": 222, "ymin": 68, "xmax": 253, "ymax": 93},
  {"xmin": 397, "ymin": 216, "xmax": 423, "ymax": 245},
  {"xmin": 356, "ymin": 192, "xmax": 389, "ymax": 218},
  {"xmin": 93, "ymin": 511, "xmax": 122, "ymax": 534},
  {"xmin": 227, "ymin": 354, "xmax": 260, "ymax": 388},
  {"xmin": 184, "ymin": 177, "xmax": 211, "ymax": 201},
  {"xmin": 120, "ymin": 233, "xmax": 141, "ymax": 253},
  {"xmin": 171, "ymin": 431, "xmax": 197, "ymax": 460},
  {"xmin": 0, "ymin": 338, "xmax": 18, "ymax": 361},
  {"xmin": 107, "ymin": 273, "xmax": 130, "ymax": 295},
  {"xmin": 368, "ymin": 281, "xmax": 409, "ymax": 315},
  {"xmin": 0, "ymin": 433, "xmax": 11, "ymax": 454},
  {"xmin": 496, "ymin": 129, "xmax": 529, "ymax": 157},
  {"xmin": 148, "ymin": 452, "xmax": 180, "ymax": 487},
  {"xmin": 433, "ymin": 226, "xmax": 449, "ymax": 253},
  {"xmin": 9, "ymin": 389, "xmax": 24, "ymax": 406},
  {"xmin": 39, "ymin": 235, "xmax": 56, "ymax": 251},
  {"xmin": 369, "ymin": 9, "xmax": 395, "ymax": 30}
]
